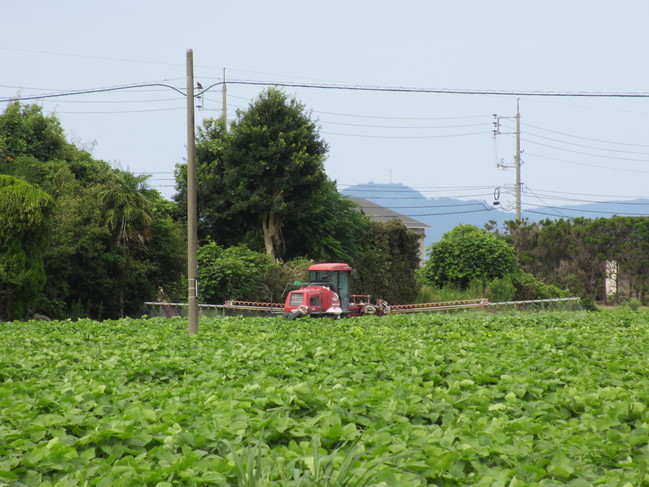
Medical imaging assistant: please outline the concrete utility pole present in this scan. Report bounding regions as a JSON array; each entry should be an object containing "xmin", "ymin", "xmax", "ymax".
[
  {"xmin": 222, "ymin": 68, "xmax": 227, "ymax": 128},
  {"xmin": 514, "ymin": 99, "xmax": 521, "ymax": 220},
  {"xmin": 186, "ymin": 49, "xmax": 199, "ymax": 335},
  {"xmin": 493, "ymin": 99, "xmax": 523, "ymax": 219}
]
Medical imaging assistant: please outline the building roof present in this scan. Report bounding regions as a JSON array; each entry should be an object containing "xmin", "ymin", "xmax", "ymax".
[{"xmin": 349, "ymin": 197, "xmax": 430, "ymax": 229}]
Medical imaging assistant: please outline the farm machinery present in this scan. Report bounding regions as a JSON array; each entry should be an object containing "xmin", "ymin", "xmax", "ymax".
[{"xmin": 225, "ymin": 262, "xmax": 489, "ymax": 319}]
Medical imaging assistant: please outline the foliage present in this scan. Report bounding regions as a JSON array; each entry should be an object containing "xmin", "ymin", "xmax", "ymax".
[
  {"xmin": 579, "ymin": 297, "xmax": 600, "ymax": 312},
  {"xmin": 421, "ymin": 224, "xmax": 519, "ymax": 289},
  {"xmin": 351, "ymin": 219, "xmax": 422, "ymax": 304},
  {"xmin": 511, "ymin": 271, "xmax": 569, "ymax": 301},
  {"xmin": 2, "ymin": 311, "xmax": 649, "ymax": 485},
  {"xmin": 285, "ymin": 182, "xmax": 367, "ymax": 263},
  {"xmin": 0, "ymin": 102, "xmax": 186, "ymax": 319},
  {"xmin": 485, "ymin": 275, "xmax": 516, "ymax": 303},
  {"xmin": 502, "ymin": 217, "xmax": 649, "ymax": 302},
  {"xmin": 416, "ymin": 281, "xmax": 486, "ymax": 304},
  {"xmin": 0, "ymin": 175, "xmax": 53, "ymax": 320},
  {"xmin": 175, "ymin": 90, "xmax": 364, "ymax": 262},
  {"xmin": 198, "ymin": 242, "xmax": 274, "ymax": 305},
  {"xmin": 626, "ymin": 298, "xmax": 642, "ymax": 311},
  {"xmin": 0, "ymin": 103, "xmax": 69, "ymax": 164},
  {"xmin": 198, "ymin": 243, "xmax": 314, "ymax": 305},
  {"xmin": 98, "ymin": 171, "xmax": 156, "ymax": 318},
  {"xmin": 259, "ymin": 257, "xmax": 312, "ymax": 304}
]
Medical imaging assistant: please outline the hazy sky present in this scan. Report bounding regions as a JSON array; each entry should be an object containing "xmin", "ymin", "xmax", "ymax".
[{"xmin": 3, "ymin": 1, "xmax": 649, "ymax": 214}]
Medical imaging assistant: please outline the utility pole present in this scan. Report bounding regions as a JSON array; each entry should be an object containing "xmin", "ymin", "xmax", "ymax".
[
  {"xmin": 493, "ymin": 99, "xmax": 523, "ymax": 219},
  {"xmin": 514, "ymin": 99, "xmax": 521, "ymax": 220},
  {"xmin": 222, "ymin": 68, "xmax": 227, "ymax": 129},
  {"xmin": 186, "ymin": 49, "xmax": 199, "ymax": 335}
]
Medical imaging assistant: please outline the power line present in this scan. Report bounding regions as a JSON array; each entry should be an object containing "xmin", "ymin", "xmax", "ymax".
[
  {"xmin": 198, "ymin": 79, "xmax": 649, "ymax": 99},
  {"xmin": 320, "ymin": 120, "xmax": 488, "ymax": 130},
  {"xmin": 315, "ymin": 110, "xmax": 492, "ymax": 121},
  {"xmin": 520, "ymin": 131, "xmax": 649, "ymax": 156},
  {"xmin": 365, "ymin": 207, "xmax": 497, "ymax": 218},
  {"xmin": 524, "ymin": 152, "xmax": 649, "ymax": 173},
  {"xmin": 57, "ymin": 107, "xmax": 184, "ymax": 115},
  {"xmin": 523, "ymin": 205, "xmax": 649, "ymax": 217},
  {"xmin": 525, "ymin": 190, "xmax": 649, "ymax": 205},
  {"xmin": 322, "ymin": 130, "xmax": 489, "ymax": 139},
  {"xmin": 0, "ymin": 46, "xmax": 183, "ymax": 67},
  {"xmin": 0, "ymin": 82, "xmax": 186, "ymax": 103},
  {"xmin": 522, "ymin": 138, "xmax": 649, "ymax": 162},
  {"xmin": 528, "ymin": 187, "xmax": 649, "ymax": 199},
  {"xmin": 522, "ymin": 122, "xmax": 649, "ymax": 148},
  {"xmin": 9, "ymin": 78, "xmax": 649, "ymax": 105}
]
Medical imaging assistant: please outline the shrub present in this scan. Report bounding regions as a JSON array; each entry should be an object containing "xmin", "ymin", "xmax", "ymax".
[
  {"xmin": 626, "ymin": 298, "xmax": 642, "ymax": 311},
  {"xmin": 198, "ymin": 242, "xmax": 273, "ymax": 304},
  {"xmin": 512, "ymin": 272, "xmax": 568, "ymax": 301},
  {"xmin": 420, "ymin": 225, "xmax": 518, "ymax": 290},
  {"xmin": 486, "ymin": 276, "xmax": 516, "ymax": 303}
]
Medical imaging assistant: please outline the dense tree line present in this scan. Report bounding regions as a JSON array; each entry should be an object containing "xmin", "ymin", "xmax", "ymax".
[
  {"xmin": 1, "ymin": 91, "xmax": 424, "ymax": 320},
  {"xmin": 501, "ymin": 217, "xmax": 649, "ymax": 302},
  {"xmin": 0, "ymin": 103, "xmax": 185, "ymax": 319},
  {"xmin": 8, "ymin": 94, "xmax": 649, "ymax": 319}
]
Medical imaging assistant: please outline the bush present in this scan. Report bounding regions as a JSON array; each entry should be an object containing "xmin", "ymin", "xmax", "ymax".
[
  {"xmin": 626, "ymin": 298, "xmax": 642, "ymax": 311},
  {"xmin": 420, "ymin": 225, "xmax": 518, "ymax": 290},
  {"xmin": 198, "ymin": 242, "xmax": 273, "ymax": 304},
  {"xmin": 486, "ymin": 276, "xmax": 516, "ymax": 303},
  {"xmin": 580, "ymin": 297, "xmax": 599, "ymax": 312},
  {"xmin": 259, "ymin": 257, "xmax": 312, "ymax": 303},
  {"xmin": 512, "ymin": 272, "xmax": 568, "ymax": 301},
  {"xmin": 416, "ymin": 280, "xmax": 486, "ymax": 303}
]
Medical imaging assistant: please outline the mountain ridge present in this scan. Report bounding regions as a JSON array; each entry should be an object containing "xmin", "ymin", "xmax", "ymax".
[{"xmin": 341, "ymin": 182, "xmax": 649, "ymax": 248}]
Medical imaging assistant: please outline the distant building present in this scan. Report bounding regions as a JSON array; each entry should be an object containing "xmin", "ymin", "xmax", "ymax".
[{"xmin": 349, "ymin": 197, "xmax": 430, "ymax": 263}]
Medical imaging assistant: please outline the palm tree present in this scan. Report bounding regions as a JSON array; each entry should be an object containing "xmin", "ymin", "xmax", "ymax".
[{"xmin": 99, "ymin": 171, "xmax": 154, "ymax": 317}]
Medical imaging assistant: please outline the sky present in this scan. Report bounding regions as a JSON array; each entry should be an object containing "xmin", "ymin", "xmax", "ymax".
[{"xmin": 3, "ymin": 0, "xmax": 649, "ymax": 215}]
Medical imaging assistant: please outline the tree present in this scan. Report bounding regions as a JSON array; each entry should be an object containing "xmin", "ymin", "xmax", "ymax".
[
  {"xmin": 0, "ymin": 102, "xmax": 186, "ymax": 319},
  {"xmin": 176, "ymin": 89, "xmax": 362, "ymax": 261},
  {"xmin": 227, "ymin": 89, "xmax": 328, "ymax": 258},
  {"xmin": 0, "ymin": 175, "xmax": 52, "ymax": 320},
  {"xmin": 351, "ymin": 219, "xmax": 422, "ymax": 304},
  {"xmin": 421, "ymin": 224, "xmax": 518, "ymax": 289},
  {"xmin": 98, "ymin": 171, "xmax": 155, "ymax": 318}
]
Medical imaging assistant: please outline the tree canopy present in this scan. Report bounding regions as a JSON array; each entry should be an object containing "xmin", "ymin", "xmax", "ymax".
[
  {"xmin": 351, "ymin": 219, "xmax": 422, "ymax": 304},
  {"xmin": 503, "ymin": 217, "xmax": 649, "ymax": 302},
  {"xmin": 175, "ymin": 88, "xmax": 365, "ymax": 262},
  {"xmin": 0, "ymin": 102, "xmax": 185, "ymax": 319},
  {"xmin": 421, "ymin": 224, "xmax": 519, "ymax": 289},
  {"xmin": 0, "ymin": 175, "xmax": 52, "ymax": 320}
]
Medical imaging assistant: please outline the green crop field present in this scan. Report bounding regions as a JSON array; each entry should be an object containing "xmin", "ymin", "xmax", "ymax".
[{"xmin": 1, "ymin": 311, "xmax": 649, "ymax": 486}]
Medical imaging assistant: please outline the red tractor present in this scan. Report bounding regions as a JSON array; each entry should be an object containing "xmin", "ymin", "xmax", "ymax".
[
  {"xmin": 224, "ymin": 262, "xmax": 489, "ymax": 319},
  {"xmin": 284, "ymin": 263, "xmax": 389, "ymax": 320}
]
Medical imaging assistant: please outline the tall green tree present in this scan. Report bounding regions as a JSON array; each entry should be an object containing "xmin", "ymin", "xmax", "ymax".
[
  {"xmin": 0, "ymin": 175, "xmax": 52, "ymax": 320},
  {"xmin": 175, "ymin": 89, "xmax": 363, "ymax": 261},
  {"xmin": 226, "ymin": 88, "xmax": 328, "ymax": 258},
  {"xmin": 99, "ymin": 171, "xmax": 155, "ymax": 318}
]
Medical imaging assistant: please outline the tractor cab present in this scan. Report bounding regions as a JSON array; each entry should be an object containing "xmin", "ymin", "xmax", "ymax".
[
  {"xmin": 284, "ymin": 263, "xmax": 353, "ymax": 319},
  {"xmin": 307, "ymin": 263, "xmax": 352, "ymax": 312}
]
